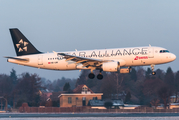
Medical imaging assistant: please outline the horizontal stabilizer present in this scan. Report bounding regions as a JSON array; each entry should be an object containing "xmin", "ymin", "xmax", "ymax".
[{"xmin": 4, "ymin": 56, "xmax": 29, "ymax": 61}]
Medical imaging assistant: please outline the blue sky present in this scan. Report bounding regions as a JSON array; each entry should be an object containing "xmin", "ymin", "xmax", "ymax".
[{"xmin": 0, "ymin": 0, "xmax": 179, "ymax": 80}]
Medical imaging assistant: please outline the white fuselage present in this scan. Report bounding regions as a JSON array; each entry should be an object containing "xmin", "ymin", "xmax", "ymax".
[{"xmin": 7, "ymin": 46, "xmax": 176, "ymax": 71}]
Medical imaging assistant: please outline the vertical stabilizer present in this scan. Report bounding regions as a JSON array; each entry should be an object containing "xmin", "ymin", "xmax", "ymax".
[{"xmin": 9, "ymin": 28, "xmax": 41, "ymax": 56}]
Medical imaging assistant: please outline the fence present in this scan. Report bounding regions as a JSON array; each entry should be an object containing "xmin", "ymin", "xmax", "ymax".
[{"xmin": 19, "ymin": 106, "xmax": 179, "ymax": 113}]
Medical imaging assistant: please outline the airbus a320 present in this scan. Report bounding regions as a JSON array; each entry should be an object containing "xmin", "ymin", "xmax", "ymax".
[{"xmin": 5, "ymin": 28, "xmax": 176, "ymax": 80}]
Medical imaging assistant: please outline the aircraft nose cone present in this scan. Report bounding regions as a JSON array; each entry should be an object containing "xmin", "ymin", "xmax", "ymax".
[{"xmin": 171, "ymin": 54, "xmax": 176, "ymax": 61}]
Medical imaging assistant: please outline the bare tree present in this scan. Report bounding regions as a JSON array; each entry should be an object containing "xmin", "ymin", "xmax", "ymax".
[{"xmin": 158, "ymin": 85, "xmax": 172, "ymax": 109}]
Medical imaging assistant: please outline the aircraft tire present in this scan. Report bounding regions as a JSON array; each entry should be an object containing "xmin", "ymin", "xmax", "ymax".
[
  {"xmin": 97, "ymin": 74, "xmax": 103, "ymax": 80},
  {"xmin": 152, "ymin": 72, "xmax": 156, "ymax": 75},
  {"xmin": 88, "ymin": 73, "xmax": 95, "ymax": 79}
]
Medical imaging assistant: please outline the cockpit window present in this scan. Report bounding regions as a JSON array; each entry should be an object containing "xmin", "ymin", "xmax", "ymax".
[{"xmin": 160, "ymin": 50, "xmax": 169, "ymax": 53}]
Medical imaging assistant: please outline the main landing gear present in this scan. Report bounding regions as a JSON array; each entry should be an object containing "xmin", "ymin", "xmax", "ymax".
[
  {"xmin": 88, "ymin": 70, "xmax": 103, "ymax": 80},
  {"xmin": 97, "ymin": 73, "xmax": 103, "ymax": 80},
  {"xmin": 151, "ymin": 64, "xmax": 156, "ymax": 75},
  {"xmin": 88, "ymin": 73, "xmax": 95, "ymax": 79}
]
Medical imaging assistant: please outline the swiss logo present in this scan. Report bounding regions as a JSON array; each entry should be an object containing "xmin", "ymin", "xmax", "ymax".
[{"xmin": 134, "ymin": 56, "xmax": 148, "ymax": 60}]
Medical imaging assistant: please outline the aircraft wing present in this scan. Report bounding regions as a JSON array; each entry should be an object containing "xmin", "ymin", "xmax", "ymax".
[{"xmin": 58, "ymin": 53, "xmax": 111, "ymax": 68}]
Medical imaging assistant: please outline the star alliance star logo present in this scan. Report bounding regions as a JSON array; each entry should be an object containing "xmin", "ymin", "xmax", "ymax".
[{"xmin": 16, "ymin": 39, "xmax": 28, "ymax": 52}]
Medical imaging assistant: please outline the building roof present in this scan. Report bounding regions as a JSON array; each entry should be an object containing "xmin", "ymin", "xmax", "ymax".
[
  {"xmin": 58, "ymin": 84, "xmax": 103, "ymax": 98},
  {"xmin": 50, "ymin": 91, "xmax": 66, "ymax": 101},
  {"xmin": 58, "ymin": 93, "xmax": 103, "ymax": 98},
  {"xmin": 73, "ymin": 84, "xmax": 94, "ymax": 93}
]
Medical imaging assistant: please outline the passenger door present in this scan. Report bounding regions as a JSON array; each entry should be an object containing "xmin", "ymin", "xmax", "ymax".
[
  {"xmin": 148, "ymin": 47, "xmax": 154, "ymax": 58},
  {"xmin": 38, "ymin": 55, "xmax": 43, "ymax": 65}
]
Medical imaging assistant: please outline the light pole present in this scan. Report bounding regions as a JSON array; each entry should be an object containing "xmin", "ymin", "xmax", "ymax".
[{"xmin": 0, "ymin": 96, "xmax": 7, "ymax": 112}]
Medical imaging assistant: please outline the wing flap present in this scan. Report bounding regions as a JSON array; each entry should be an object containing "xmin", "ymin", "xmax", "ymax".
[
  {"xmin": 57, "ymin": 53, "xmax": 110, "ymax": 67},
  {"xmin": 58, "ymin": 53, "xmax": 104, "ymax": 62}
]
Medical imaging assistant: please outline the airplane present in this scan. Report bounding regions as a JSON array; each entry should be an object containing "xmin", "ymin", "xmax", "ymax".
[{"xmin": 5, "ymin": 28, "xmax": 176, "ymax": 80}]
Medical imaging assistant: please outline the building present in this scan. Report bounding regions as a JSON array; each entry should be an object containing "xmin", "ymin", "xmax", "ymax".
[
  {"xmin": 39, "ymin": 89, "xmax": 52, "ymax": 102},
  {"xmin": 170, "ymin": 95, "xmax": 179, "ymax": 103},
  {"xmin": 58, "ymin": 85, "xmax": 103, "ymax": 107}
]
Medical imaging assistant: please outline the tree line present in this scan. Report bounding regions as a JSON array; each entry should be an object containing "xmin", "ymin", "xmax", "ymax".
[
  {"xmin": 0, "ymin": 67, "xmax": 178, "ymax": 109},
  {"xmin": 76, "ymin": 67, "xmax": 179, "ymax": 109}
]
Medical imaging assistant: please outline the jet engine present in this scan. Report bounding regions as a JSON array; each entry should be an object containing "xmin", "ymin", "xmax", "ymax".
[{"xmin": 102, "ymin": 61, "xmax": 119, "ymax": 72}]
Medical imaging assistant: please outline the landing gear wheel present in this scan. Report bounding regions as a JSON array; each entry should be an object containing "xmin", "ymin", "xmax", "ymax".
[
  {"xmin": 97, "ymin": 74, "xmax": 103, "ymax": 80},
  {"xmin": 152, "ymin": 72, "xmax": 156, "ymax": 75},
  {"xmin": 88, "ymin": 73, "xmax": 95, "ymax": 79}
]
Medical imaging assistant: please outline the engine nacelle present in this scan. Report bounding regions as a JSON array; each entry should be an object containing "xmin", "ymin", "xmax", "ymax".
[
  {"xmin": 120, "ymin": 68, "xmax": 131, "ymax": 73},
  {"xmin": 102, "ymin": 61, "xmax": 119, "ymax": 72}
]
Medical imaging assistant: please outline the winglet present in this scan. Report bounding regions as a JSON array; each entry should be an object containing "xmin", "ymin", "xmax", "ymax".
[
  {"xmin": 149, "ymin": 44, "xmax": 151, "ymax": 47},
  {"xmin": 53, "ymin": 51, "xmax": 58, "ymax": 55}
]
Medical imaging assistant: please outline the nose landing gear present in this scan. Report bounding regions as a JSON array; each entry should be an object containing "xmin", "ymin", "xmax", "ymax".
[
  {"xmin": 151, "ymin": 64, "xmax": 156, "ymax": 75},
  {"xmin": 152, "ymin": 71, "xmax": 156, "ymax": 75}
]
